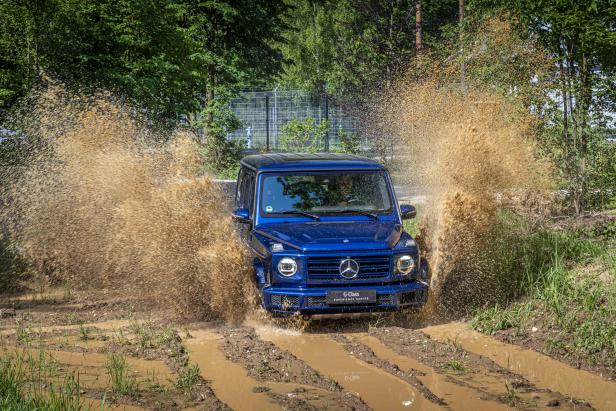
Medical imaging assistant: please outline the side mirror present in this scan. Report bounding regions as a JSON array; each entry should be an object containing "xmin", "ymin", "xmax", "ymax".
[
  {"xmin": 232, "ymin": 207, "xmax": 251, "ymax": 223},
  {"xmin": 400, "ymin": 204, "xmax": 417, "ymax": 220}
]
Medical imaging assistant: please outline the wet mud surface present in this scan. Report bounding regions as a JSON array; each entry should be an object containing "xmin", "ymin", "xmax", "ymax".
[{"xmin": 1, "ymin": 291, "xmax": 615, "ymax": 410}]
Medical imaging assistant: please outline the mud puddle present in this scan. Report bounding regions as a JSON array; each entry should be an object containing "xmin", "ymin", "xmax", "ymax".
[
  {"xmin": 350, "ymin": 334, "xmax": 507, "ymax": 410},
  {"xmin": 423, "ymin": 322, "xmax": 616, "ymax": 410},
  {"xmin": 373, "ymin": 326, "xmax": 593, "ymax": 410},
  {"xmin": 257, "ymin": 328, "xmax": 443, "ymax": 410},
  {"xmin": 185, "ymin": 329, "xmax": 348, "ymax": 410},
  {"xmin": 222, "ymin": 326, "xmax": 370, "ymax": 410},
  {"xmin": 1, "ymin": 345, "xmax": 175, "ymax": 389},
  {"xmin": 0, "ymin": 319, "xmax": 132, "ymax": 336}
]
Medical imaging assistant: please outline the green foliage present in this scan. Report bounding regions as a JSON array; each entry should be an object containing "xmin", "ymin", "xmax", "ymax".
[
  {"xmin": 279, "ymin": 0, "xmax": 457, "ymax": 97},
  {"xmin": 279, "ymin": 117, "xmax": 328, "ymax": 153},
  {"xmin": 472, "ymin": 216, "xmax": 616, "ymax": 369},
  {"xmin": 0, "ymin": 0, "xmax": 286, "ymax": 122},
  {"xmin": 335, "ymin": 129, "xmax": 362, "ymax": 154},
  {"xmin": 202, "ymin": 136, "xmax": 245, "ymax": 177}
]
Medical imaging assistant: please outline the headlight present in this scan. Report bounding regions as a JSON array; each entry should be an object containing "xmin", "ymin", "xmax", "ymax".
[
  {"xmin": 277, "ymin": 257, "xmax": 298, "ymax": 277},
  {"xmin": 396, "ymin": 255, "xmax": 415, "ymax": 275}
]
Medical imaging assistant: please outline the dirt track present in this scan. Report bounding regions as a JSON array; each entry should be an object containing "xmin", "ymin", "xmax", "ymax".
[{"xmin": 1, "ymin": 291, "xmax": 615, "ymax": 410}]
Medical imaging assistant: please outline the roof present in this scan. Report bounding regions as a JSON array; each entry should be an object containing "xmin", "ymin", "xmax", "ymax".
[{"xmin": 240, "ymin": 153, "xmax": 385, "ymax": 172}]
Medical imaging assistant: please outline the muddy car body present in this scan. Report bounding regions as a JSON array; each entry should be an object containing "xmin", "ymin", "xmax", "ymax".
[{"xmin": 233, "ymin": 153, "xmax": 429, "ymax": 316}]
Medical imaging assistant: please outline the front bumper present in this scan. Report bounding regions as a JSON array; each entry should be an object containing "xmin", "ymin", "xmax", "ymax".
[{"xmin": 262, "ymin": 281, "xmax": 428, "ymax": 316}]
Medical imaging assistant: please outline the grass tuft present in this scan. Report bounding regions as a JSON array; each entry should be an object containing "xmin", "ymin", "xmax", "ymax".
[
  {"xmin": 0, "ymin": 348, "xmax": 85, "ymax": 410},
  {"xmin": 105, "ymin": 353, "xmax": 137, "ymax": 395},
  {"xmin": 176, "ymin": 364, "xmax": 200, "ymax": 392}
]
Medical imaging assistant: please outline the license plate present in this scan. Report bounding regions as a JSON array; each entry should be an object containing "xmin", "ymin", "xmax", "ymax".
[{"xmin": 326, "ymin": 290, "xmax": 376, "ymax": 305}]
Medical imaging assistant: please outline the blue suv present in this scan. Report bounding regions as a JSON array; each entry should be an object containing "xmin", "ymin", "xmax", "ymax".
[{"xmin": 232, "ymin": 153, "xmax": 429, "ymax": 316}]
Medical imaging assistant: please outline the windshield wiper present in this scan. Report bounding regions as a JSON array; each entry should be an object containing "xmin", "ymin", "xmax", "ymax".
[
  {"xmin": 333, "ymin": 209, "xmax": 379, "ymax": 220},
  {"xmin": 278, "ymin": 210, "xmax": 321, "ymax": 220}
]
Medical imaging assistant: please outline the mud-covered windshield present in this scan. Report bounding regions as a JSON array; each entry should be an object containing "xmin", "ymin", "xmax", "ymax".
[{"xmin": 260, "ymin": 171, "xmax": 392, "ymax": 215}]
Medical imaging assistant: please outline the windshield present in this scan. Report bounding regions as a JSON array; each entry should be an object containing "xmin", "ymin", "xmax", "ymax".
[{"xmin": 260, "ymin": 171, "xmax": 392, "ymax": 215}]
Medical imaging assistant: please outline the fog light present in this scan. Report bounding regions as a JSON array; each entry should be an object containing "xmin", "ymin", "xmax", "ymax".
[
  {"xmin": 277, "ymin": 257, "xmax": 298, "ymax": 277},
  {"xmin": 396, "ymin": 255, "xmax": 415, "ymax": 275}
]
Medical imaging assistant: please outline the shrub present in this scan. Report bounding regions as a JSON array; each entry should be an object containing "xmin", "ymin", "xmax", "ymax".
[{"xmin": 279, "ymin": 117, "xmax": 328, "ymax": 153}]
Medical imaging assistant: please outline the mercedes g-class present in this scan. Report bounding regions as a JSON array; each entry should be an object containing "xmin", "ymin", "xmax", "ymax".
[{"xmin": 232, "ymin": 153, "xmax": 429, "ymax": 316}]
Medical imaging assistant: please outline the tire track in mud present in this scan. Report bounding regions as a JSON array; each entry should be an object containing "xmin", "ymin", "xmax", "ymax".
[
  {"xmin": 353, "ymin": 334, "xmax": 508, "ymax": 411},
  {"xmin": 185, "ymin": 328, "xmax": 368, "ymax": 411},
  {"xmin": 371, "ymin": 326, "xmax": 593, "ymax": 410},
  {"xmin": 256, "ymin": 327, "xmax": 443, "ymax": 410},
  {"xmin": 219, "ymin": 327, "xmax": 369, "ymax": 411},
  {"xmin": 423, "ymin": 322, "xmax": 616, "ymax": 411},
  {"xmin": 328, "ymin": 334, "xmax": 446, "ymax": 407}
]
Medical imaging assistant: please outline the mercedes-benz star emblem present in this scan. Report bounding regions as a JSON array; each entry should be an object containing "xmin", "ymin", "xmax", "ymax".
[{"xmin": 339, "ymin": 258, "xmax": 359, "ymax": 279}]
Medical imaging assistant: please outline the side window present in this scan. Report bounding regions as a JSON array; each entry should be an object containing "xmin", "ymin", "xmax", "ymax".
[
  {"xmin": 236, "ymin": 167, "xmax": 255, "ymax": 211},
  {"xmin": 235, "ymin": 168, "xmax": 246, "ymax": 209},
  {"xmin": 243, "ymin": 172, "xmax": 255, "ymax": 211}
]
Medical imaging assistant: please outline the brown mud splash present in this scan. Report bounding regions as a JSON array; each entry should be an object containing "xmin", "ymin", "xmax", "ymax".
[
  {"xmin": 0, "ymin": 88, "xmax": 256, "ymax": 322},
  {"xmin": 382, "ymin": 82, "xmax": 552, "ymax": 313}
]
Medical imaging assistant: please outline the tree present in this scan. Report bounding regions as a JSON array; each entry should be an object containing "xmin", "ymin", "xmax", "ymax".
[
  {"xmin": 415, "ymin": 0, "xmax": 422, "ymax": 53},
  {"xmin": 279, "ymin": 0, "xmax": 459, "ymax": 101},
  {"xmin": 0, "ymin": 0, "xmax": 286, "ymax": 129},
  {"xmin": 0, "ymin": 1, "xmax": 38, "ymax": 112},
  {"xmin": 514, "ymin": 0, "xmax": 616, "ymax": 212},
  {"xmin": 175, "ymin": 0, "xmax": 286, "ymax": 171}
]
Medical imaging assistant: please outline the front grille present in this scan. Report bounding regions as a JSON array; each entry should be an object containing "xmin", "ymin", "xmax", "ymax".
[
  {"xmin": 271, "ymin": 294, "xmax": 300, "ymax": 307},
  {"xmin": 307, "ymin": 256, "xmax": 391, "ymax": 280},
  {"xmin": 306, "ymin": 294, "xmax": 393, "ymax": 307},
  {"xmin": 399, "ymin": 290, "xmax": 426, "ymax": 305},
  {"xmin": 377, "ymin": 294, "xmax": 394, "ymax": 304},
  {"xmin": 306, "ymin": 296, "xmax": 327, "ymax": 307}
]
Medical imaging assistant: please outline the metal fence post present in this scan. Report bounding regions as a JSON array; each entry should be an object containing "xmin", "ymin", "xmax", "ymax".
[
  {"xmin": 324, "ymin": 94, "xmax": 329, "ymax": 152},
  {"xmin": 265, "ymin": 95, "xmax": 270, "ymax": 152}
]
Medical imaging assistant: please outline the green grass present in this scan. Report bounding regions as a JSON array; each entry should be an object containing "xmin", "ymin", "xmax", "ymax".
[
  {"xmin": 130, "ymin": 321, "xmax": 177, "ymax": 350},
  {"xmin": 175, "ymin": 364, "xmax": 200, "ymax": 392},
  {"xmin": 472, "ymin": 214, "xmax": 616, "ymax": 370},
  {"xmin": 105, "ymin": 353, "xmax": 137, "ymax": 395},
  {"xmin": 0, "ymin": 347, "xmax": 88, "ymax": 410},
  {"xmin": 79, "ymin": 325, "xmax": 89, "ymax": 341},
  {"xmin": 443, "ymin": 359, "xmax": 471, "ymax": 373}
]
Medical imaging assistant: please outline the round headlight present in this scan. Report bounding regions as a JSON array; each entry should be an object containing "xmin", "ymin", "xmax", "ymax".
[
  {"xmin": 277, "ymin": 257, "xmax": 298, "ymax": 277},
  {"xmin": 396, "ymin": 255, "xmax": 415, "ymax": 275}
]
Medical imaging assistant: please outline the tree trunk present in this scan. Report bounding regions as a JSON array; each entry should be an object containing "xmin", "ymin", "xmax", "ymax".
[
  {"xmin": 415, "ymin": 0, "xmax": 422, "ymax": 54},
  {"xmin": 576, "ymin": 51, "xmax": 594, "ymax": 214},
  {"xmin": 206, "ymin": 63, "xmax": 215, "ymax": 126},
  {"xmin": 459, "ymin": 0, "xmax": 466, "ymax": 92},
  {"xmin": 386, "ymin": 1, "xmax": 394, "ymax": 89}
]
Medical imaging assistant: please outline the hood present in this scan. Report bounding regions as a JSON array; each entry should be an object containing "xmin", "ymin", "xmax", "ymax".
[{"xmin": 256, "ymin": 220, "xmax": 402, "ymax": 252}]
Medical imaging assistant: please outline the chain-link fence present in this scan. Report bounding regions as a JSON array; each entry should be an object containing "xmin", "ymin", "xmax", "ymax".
[{"xmin": 226, "ymin": 90, "xmax": 363, "ymax": 151}]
